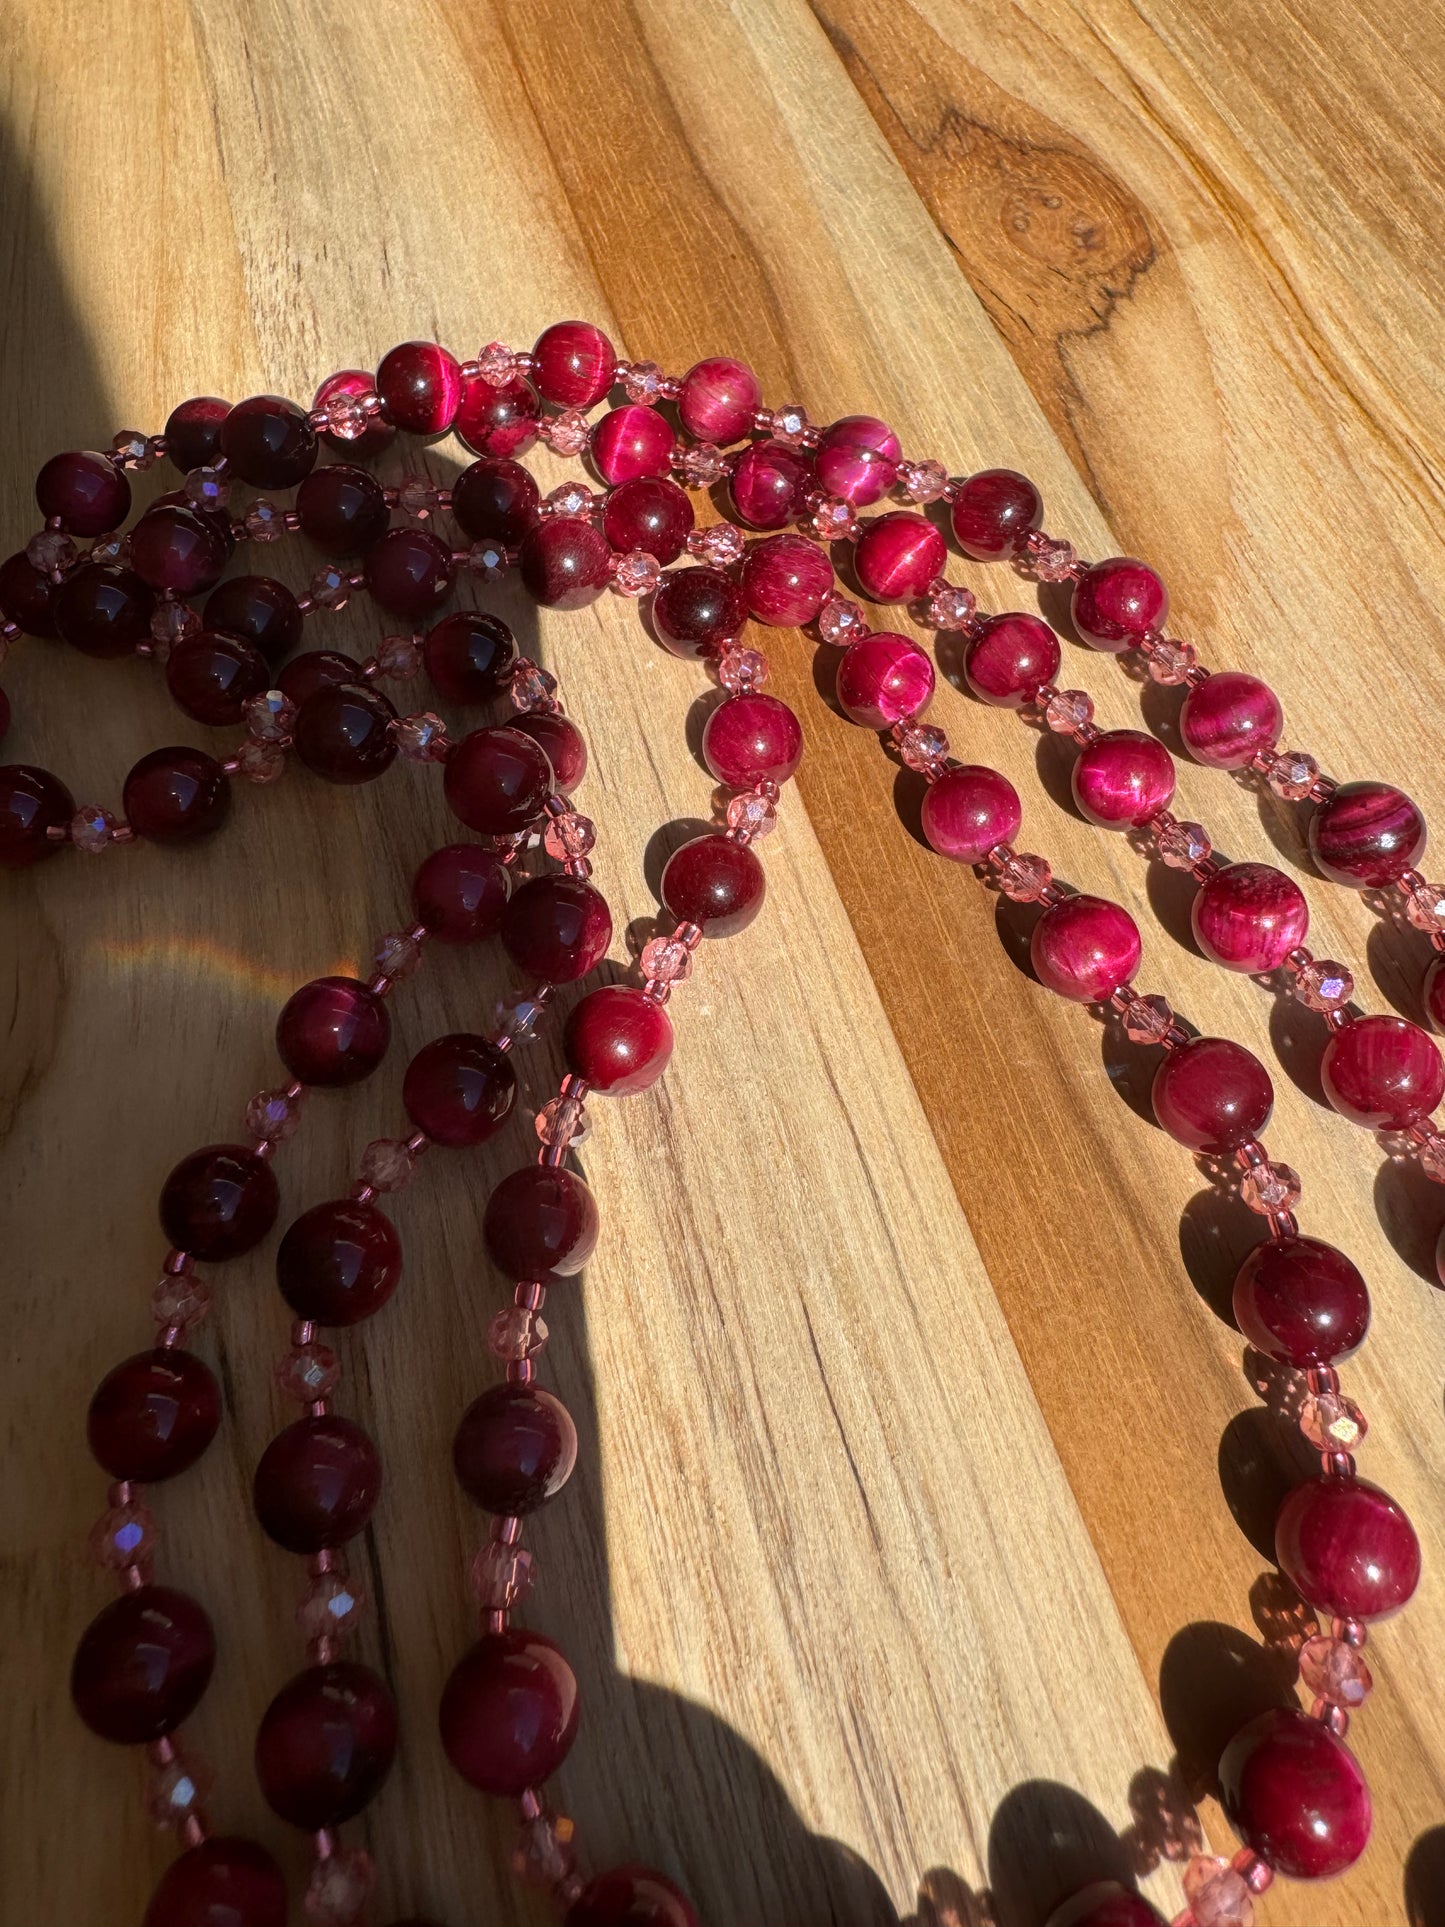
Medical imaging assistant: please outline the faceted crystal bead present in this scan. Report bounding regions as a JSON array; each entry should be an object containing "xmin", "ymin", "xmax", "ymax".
[
  {"xmin": 718, "ymin": 645, "xmax": 769, "ymax": 693},
  {"xmin": 243, "ymin": 689, "xmax": 296, "ymax": 742},
  {"xmin": 543, "ymin": 811, "xmax": 596, "ymax": 861},
  {"xmin": 1299, "ymin": 1633, "xmax": 1373, "ymax": 1706},
  {"xmin": 492, "ymin": 987, "xmax": 549, "ymax": 1042},
  {"xmin": 546, "ymin": 481, "xmax": 598, "ymax": 520},
  {"xmin": 612, "ymin": 549, "xmax": 662, "ymax": 597},
  {"xmin": 309, "ymin": 564, "xmax": 350, "ymax": 610},
  {"xmin": 1182, "ymin": 1855, "xmax": 1254, "ymax": 1927},
  {"xmin": 771, "ymin": 401, "xmax": 811, "ymax": 446},
  {"xmin": 359, "ymin": 1137, "xmax": 419, "ymax": 1192},
  {"xmin": 676, "ymin": 441, "xmax": 728, "ymax": 488},
  {"xmin": 244, "ymin": 499, "xmax": 284, "ymax": 542},
  {"xmin": 997, "ymin": 852, "xmax": 1053, "ymax": 902},
  {"xmin": 809, "ymin": 496, "xmax": 858, "ymax": 542},
  {"xmin": 1145, "ymin": 636, "xmax": 1197, "ymax": 684},
  {"xmin": 510, "ymin": 658, "xmax": 558, "ymax": 711},
  {"xmin": 27, "ymin": 528, "xmax": 77, "ymax": 574},
  {"xmin": 245, "ymin": 1086, "xmax": 303, "ymax": 1143},
  {"xmin": 511, "ymin": 1810, "xmax": 577, "ymax": 1887},
  {"xmin": 899, "ymin": 458, "xmax": 949, "ymax": 503},
  {"xmin": 87, "ymin": 533, "xmax": 130, "ymax": 567},
  {"xmin": 1044, "ymin": 688, "xmax": 1094, "ymax": 734},
  {"xmin": 274, "ymin": 1341, "xmax": 341, "ymax": 1402},
  {"xmin": 896, "ymin": 721, "xmax": 949, "ymax": 773},
  {"xmin": 391, "ymin": 711, "xmax": 446, "ymax": 760},
  {"xmin": 1293, "ymin": 958, "xmax": 1354, "ymax": 1011},
  {"xmin": 112, "ymin": 430, "xmax": 155, "ymax": 469},
  {"xmin": 91, "ymin": 1498, "xmax": 158, "ymax": 1569},
  {"xmin": 1239, "ymin": 1159, "xmax": 1302, "ymax": 1215},
  {"xmin": 1266, "ymin": 749, "xmax": 1320, "ymax": 800},
  {"xmin": 488, "ymin": 1306, "xmax": 550, "ymax": 1361},
  {"xmin": 469, "ymin": 1539, "xmax": 536, "ymax": 1609},
  {"xmin": 474, "ymin": 341, "xmax": 517, "ymax": 384},
  {"xmin": 1121, "ymin": 993, "xmax": 1174, "ymax": 1044},
  {"xmin": 640, "ymin": 935, "xmax": 694, "ymax": 984},
  {"xmin": 373, "ymin": 930, "xmax": 422, "ymax": 981},
  {"xmin": 465, "ymin": 539, "xmax": 508, "ymax": 579},
  {"xmin": 144, "ymin": 1752, "xmax": 213, "ymax": 1829},
  {"xmin": 536, "ymin": 1093, "xmax": 590, "ymax": 1149},
  {"xmin": 396, "ymin": 475, "xmax": 435, "ymax": 519},
  {"xmin": 620, "ymin": 359, "xmax": 666, "ymax": 404},
  {"xmin": 184, "ymin": 467, "xmax": 230, "ymax": 512},
  {"xmin": 1156, "ymin": 819, "xmax": 1212, "ymax": 869},
  {"xmin": 304, "ymin": 1844, "xmax": 375, "ymax": 1925},
  {"xmin": 1416, "ymin": 1131, "xmax": 1445, "ymax": 1183},
  {"xmin": 726, "ymin": 790, "xmax": 779, "ymax": 838},
  {"xmin": 374, "ymin": 632, "xmax": 423, "ymax": 679},
  {"xmin": 321, "ymin": 387, "xmax": 372, "ymax": 441},
  {"xmin": 150, "ymin": 1272, "xmax": 212, "ymax": 1330},
  {"xmin": 150, "ymin": 599, "xmax": 201, "ymax": 649},
  {"xmin": 296, "ymin": 1570, "xmax": 367, "ymax": 1642},
  {"xmin": 926, "ymin": 583, "xmax": 977, "ymax": 631},
  {"xmin": 817, "ymin": 591, "xmax": 868, "ymax": 646},
  {"xmin": 541, "ymin": 408, "xmax": 592, "ymax": 456},
  {"xmin": 686, "ymin": 522, "xmax": 745, "ymax": 566},
  {"xmin": 1021, "ymin": 531, "xmax": 1078, "ymax": 581},
  {"xmin": 236, "ymin": 739, "xmax": 286, "ymax": 784},
  {"xmin": 1405, "ymin": 879, "xmax": 1445, "ymax": 933},
  {"xmin": 1300, "ymin": 1390, "xmax": 1367, "ymax": 1451},
  {"xmin": 70, "ymin": 805, "xmax": 118, "ymax": 854}
]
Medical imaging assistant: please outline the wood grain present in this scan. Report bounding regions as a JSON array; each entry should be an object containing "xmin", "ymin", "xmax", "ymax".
[{"xmin": 1, "ymin": 4, "xmax": 1443, "ymax": 1925}]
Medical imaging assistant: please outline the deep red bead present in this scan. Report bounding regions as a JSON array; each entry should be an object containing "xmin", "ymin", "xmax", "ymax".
[
  {"xmin": 1042, "ymin": 1885, "xmax": 1166, "ymax": 1927},
  {"xmin": 702, "ymin": 693, "xmax": 803, "ymax": 785},
  {"xmin": 277, "ymin": 649, "xmax": 364, "ymax": 706},
  {"xmin": 1031, "ymin": 895, "xmax": 1142, "ymax": 1003},
  {"xmin": 452, "ymin": 1383, "xmax": 577, "ymax": 1513},
  {"xmin": 293, "ymin": 682, "xmax": 397, "ymax": 786},
  {"xmin": 532, "ymin": 320, "xmax": 617, "ymax": 409},
  {"xmin": 54, "ymin": 564, "xmax": 153, "ymax": 658},
  {"xmin": 220, "ymin": 394, "xmax": 318, "ymax": 488},
  {"xmin": 1321, "ymin": 1013, "xmax": 1445, "ymax": 1130},
  {"xmin": 565, "ymin": 985, "xmax": 675, "ymax": 1094},
  {"xmin": 402, "ymin": 1032, "xmax": 517, "ymax": 1146},
  {"xmin": 742, "ymin": 533, "xmax": 834, "ymax": 627},
  {"xmin": 295, "ymin": 461, "xmax": 389, "ymax": 554},
  {"xmin": 163, "ymin": 397, "xmax": 230, "ymax": 475},
  {"xmin": 159, "ymin": 1144, "xmax": 279, "ymax": 1259},
  {"xmin": 1151, "ymin": 1036, "xmax": 1273, "ymax": 1153},
  {"xmin": 514, "ymin": 710, "xmax": 587, "ymax": 793},
  {"xmin": 603, "ymin": 475, "xmax": 695, "ymax": 563},
  {"xmin": 204, "ymin": 574, "xmax": 303, "ymax": 668},
  {"xmin": 566, "ymin": 1867, "xmax": 701, "ymax": 1927},
  {"xmin": 1191, "ymin": 861, "xmax": 1309, "ymax": 973},
  {"xmin": 255, "ymin": 1661, "xmax": 397, "ymax": 1827},
  {"xmin": 853, "ymin": 511, "xmax": 948, "ymax": 603},
  {"xmin": 920, "ymin": 764, "xmax": 1021, "ymax": 865},
  {"xmin": 411, "ymin": 842, "xmax": 510, "ymax": 943},
  {"xmin": 963, "ymin": 612, "xmax": 1060, "ymax": 706},
  {"xmin": 375, "ymin": 340, "xmax": 464, "ymax": 436},
  {"xmin": 439, "ymin": 1629, "xmax": 579, "ymax": 1796},
  {"xmin": 729, "ymin": 441, "xmax": 813, "ymax": 529},
  {"xmin": 1276, "ymin": 1474, "xmax": 1420, "ymax": 1622},
  {"xmin": 1233, "ymin": 1235, "xmax": 1370, "ymax": 1367},
  {"xmin": 36, "ymin": 449, "xmax": 130, "ymax": 534},
  {"xmin": 452, "ymin": 457, "xmax": 541, "ymax": 544},
  {"xmin": 0, "ymin": 764, "xmax": 73, "ymax": 866},
  {"xmin": 484, "ymin": 1166, "xmax": 599, "ymax": 1279},
  {"xmin": 590, "ymin": 403, "xmax": 675, "ymax": 485},
  {"xmin": 71, "ymin": 1586, "xmax": 214, "ymax": 1743},
  {"xmin": 1180, "ymin": 671, "xmax": 1283, "ymax": 770},
  {"xmin": 678, "ymin": 356, "xmax": 759, "ymax": 445},
  {"xmin": 130, "ymin": 505, "xmax": 229, "ymax": 596},
  {"xmin": 364, "ymin": 526, "xmax": 455, "ymax": 619},
  {"xmin": 445, "ymin": 725, "xmax": 553, "ymax": 833},
  {"xmin": 424, "ymin": 610, "xmax": 517, "ymax": 703},
  {"xmin": 662, "ymin": 832, "xmax": 766, "ymax": 938},
  {"xmin": 277, "ymin": 1198, "xmax": 402, "ymax": 1326},
  {"xmin": 1071, "ymin": 557, "xmax": 1168, "ymax": 652},
  {"xmin": 314, "ymin": 370, "xmax": 396, "ymax": 458},
  {"xmin": 0, "ymin": 551, "xmax": 59, "ymax": 636},
  {"xmin": 652, "ymin": 566, "xmax": 745, "ymax": 659},
  {"xmin": 835, "ymin": 633, "xmax": 933, "ymax": 730},
  {"xmin": 276, "ymin": 976, "xmax": 390, "ymax": 1087},
  {"xmin": 519, "ymin": 516, "xmax": 613, "ymax": 609},
  {"xmin": 143, "ymin": 1836, "xmax": 287, "ymax": 1927},
  {"xmin": 253, "ymin": 1415, "xmax": 382, "ymax": 1553},
  {"xmin": 815, "ymin": 415, "xmax": 901, "ymax": 507},
  {"xmin": 501, "ymin": 874, "xmax": 613, "ymax": 983},
  {"xmin": 123, "ymin": 747, "xmax": 230, "ymax": 842},
  {"xmin": 949, "ymin": 469, "xmax": 1043, "ymax": 561},
  {"xmin": 1072, "ymin": 729, "xmax": 1176, "ymax": 829},
  {"xmin": 456, "ymin": 371, "xmax": 541, "ymax": 459},
  {"xmin": 1308, "ymin": 778, "xmax": 1426, "ymax": 888},
  {"xmin": 165, "ymin": 631, "xmax": 269, "ymax": 725},
  {"xmin": 87, "ymin": 1348, "xmax": 220, "ymax": 1481},
  {"xmin": 1219, "ymin": 1705, "xmax": 1371, "ymax": 1879}
]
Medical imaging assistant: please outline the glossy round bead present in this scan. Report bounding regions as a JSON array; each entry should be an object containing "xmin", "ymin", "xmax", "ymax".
[
  {"xmin": 532, "ymin": 320, "xmax": 616, "ymax": 409},
  {"xmin": 402, "ymin": 1033, "xmax": 517, "ymax": 1147},
  {"xmin": 566, "ymin": 1868, "xmax": 701, "ymax": 1927},
  {"xmin": 603, "ymin": 476, "xmax": 695, "ymax": 563},
  {"xmin": 1308, "ymin": 778, "xmax": 1426, "ymax": 888},
  {"xmin": 277, "ymin": 649, "xmax": 364, "ymax": 706},
  {"xmin": 1276, "ymin": 1474, "xmax": 1420, "ymax": 1622},
  {"xmin": 424, "ymin": 610, "xmax": 516, "ymax": 703},
  {"xmin": 204, "ymin": 574, "xmax": 302, "ymax": 667},
  {"xmin": 375, "ymin": 340, "xmax": 464, "ymax": 436},
  {"xmin": 518, "ymin": 516, "xmax": 613, "ymax": 609},
  {"xmin": 124, "ymin": 747, "xmax": 231, "ymax": 843},
  {"xmin": 445, "ymin": 725, "xmax": 553, "ymax": 833},
  {"xmin": 159, "ymin": 1144, "xmax": 279, "ymax": 1259},
  {"xmin": 71, "ymin": 1587, "xmax": 214, "ymax": 1743},
  {"xmin": 0, "ymin": 551, "xmax": 59, "ymax": 636},
  {"xmin": 220, "ymin": 395, "xmax": 317, "ymax": 488},
  {"xmin": 949, "ymin": 469, "xmax": 1043, "ymax": 561},
  {"xmin": 677, "ymin": 356, "xmax": 759, "ymax": 446},
  {"xmin": 815, "ymin": 415, "xmax": 902, "ymax": 507},
  {"xmin": 276, "ymin": 976, "xmax": 390, "ymax": 1087},
  {"xmin": 452, "ymin": 457, "xmax": 541, "ymax": 544},
  {"xmin": 920, "ymin": 765, "xmax": 1022, "ymax": 865},
  {"xmin": 702, "ymin": 693, "xmax": 803, "ymax": 786},
  {"xmin": 163, "ymin": 396, "xmax": 230, "ymax": 475},
  {"xmin": 277, "ymin": 1198, "xmax": 402, "ymax": 1326},
  {"xmin": 439, "ymin": 1629, "xmax": 579, "ymax": 1796},
  {"xmin": 88, "ymin": 1349, "xmax": 221, "ymax": 1481},
  {"xmin": 514, "ymin": 710, "xmax": 587, "ymax": 794},
  {"xmin": 36, "ymin": 449, "xmax": 130, "ymax": 534},
  {"xmin": 662, "ymin": 832, "xmax": 766, "ymax": 938},
  {"xmin": 1321, "ymin": 1012, "xmax": 1445, "ymax": 1130},
  {"xmin": 963, "ymin": 612, "xmax": 1060, "ymax": 707},
  {"xmin": 835, "ymin": 633, "xmax": 934, "ymax": 729},
  {"xmin": 54, "ymin": 564, "xmax": 153, "ymax": 658},
  {"xmin": 453, "ymin": 1384, "xmax": 577, "ymax": 1513},
  {"xmin": 1072, "ymin": 557, "xmax": 1168, "ymax": 652},
  {"xmin": 1192, "ymin": 862, "xmax": 1309, "ymax": 973},
  {"xmin": 1031, "ymin": 895, "xmax": 1142, "ymax": 1003},
  {"xmin": 411, "ymin": 842, "xmax": 509, "ymax": 943},
  {"xmin": 485, "ymin": 1167, "xmax": 598, "ymax": 1286},
  {"xmin": 741, "ymin": 533, "xmax": 834, "ymax": 628},
  {"xmin": 456, "ymin": 370, "xmax": 541, "ymax": 458},
  {"xmin": 256, "ymin": 1661, "xmax": 397, "ymax": 1827},
  {"xmin": 165, "ymin": 631, "xmax": 269, "ymax": 726},
  {"xmin": 1042, "ymin": 1886, "xmax": 1166, "ymax": 1927},
  {"xmin": 652, "ymin": 566, "xmax": 745, "ymax": 659},
  {"xmin": 293, "ymin": 682, "xmax": 397, "ymax": 785},
  {"xmin": 501, "ymin": 875, "xmax": 613, "ymax": 984},
  {"xmin": 1151, "ymin": 1037, "xmax": 1273, "ymax": 1154},
  {"xmin": 143, "ymin": 1836, "xmax": 287, "ymax": 1927},
  {"xmin": 565, "ymin": 984, "xmax": 675, "ymax": 1094},
  {"xmin": 590, "ymin": 403, "xmax": 675, "ymax": 485},
  {"xmin": 363, "ymin": 526, "xmax": 455, "ymax": 618},
  {"xmin": 730, "ymin": 440, "xmax": 813, "ymax": 529},
  {"xmin": 295, "ymin": 462, "xmax": 389, "ymax": 554},
  {"xmin": 130, "ymin": 505, "xmax": 229, "ymax": 596},
  {"xmin": 853, "ymin": 511, "xmax": 948, "ymax": 603},
  {"xmin": 1219, "ymin": 1705, "xmax": 1370, "ymax": 1878},
  {"xmin": 1233, "ymin": 1235, "xmax": 1370, "ymax": 1367},
  {"xmin": 1072, "ymin": 730, "xmax": 1176, "ymax": 829},
  {"xmin": 1180, "ymin": 671, "xmax": 1283, "ymax": 770},
  {"xmin": 0, "ymin": 764, "xmax": 73, "ymax": 866},
  {"xmin": 253, "ymin": 1415, "xmax": 382, "ymax": 1553}
]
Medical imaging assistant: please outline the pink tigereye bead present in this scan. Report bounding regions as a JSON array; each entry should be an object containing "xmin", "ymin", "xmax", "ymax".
[
  {"xmin": 1180, "ymin": 671, "xmax": 1283, "ymax": 770},
  {"xmin": 1191, "ymin": 862, "xmax": 1309, "ymax": 973},
  {"xmin": 1320, "ymin": 1013, "xmax": 1445, "ymax": 1129},
  {"xmin": 1071, "ymin": 730, "xmax": 1176, "ymax": 829},
  {"xmin": 677, "ymin": 357, "xmax": 760, "ymax": 445},
  {"xmin": 814, "ymin": 415, "xmax": 902, "ymax": 507},
  {"xmin": 702, "ymin": 694, "xmax": 803, "ymax": 786},
  {"xmin": 741, "ymin": 534, "xmax": 834, "ymax": 627},
  {"xmin": 835, "ymin": 633, "xmax": 934, "ymax": 729},
  {"xmin": 1071, "ymin": 556, "xmax": 1167, "ymax": 652},
  {"xmin": 1275, "ymin": 1473, "xmax": 1421, "ymax": 1622},
  {"xmin": 1031, "ymin": 896, "xmax": 1142, "ymax": 1003},
  {"xmin": 853, "ymin": 511, "xmax": 947, "ymax": 603},
  {"xmin": 1218, "ymin": 1705, "xmax": 1371, "ymax": 1880},
  {"xmin": 921, "ymin": 766, "xmax": 1022, "ymax": 865}
]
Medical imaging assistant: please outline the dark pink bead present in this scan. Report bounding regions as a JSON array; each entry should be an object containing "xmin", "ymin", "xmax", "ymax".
[
  {"xmin": 518, "ymin": 516, "xmax": 613, "ymax": 608},
  {"xmin": 1043, "ymin": 1885, "xmax": 1166, "ymax": 1927},
  {"xmin": 424, "ymin": 610, "xmax": 517, "ymax": 703},
  {"xmin": 662, "ymin": 832, "xmax": 766, "ymax": 937},
  {"xmin": 921, "ymin": 765, "xmax": 1021, "ymax": 865},
  {"xmin": 295, "ymin": 462, "xmax": 389, "ymax": 554},
  {"xmin": 949, "ymin": 469, "xmax": 1042, "ymax": 561},
  {"xmin": 71, "ymin": 1586, "xmax": 214, "ymax": 1743},
  {"xmin": 742, "ymin": 533, "xmax": 834, "ymax": 627},
  {"xmin": 412, "ymin": 843, "xmax": 509, "ymax": 943},
  {"xmin": 0, "ymin": 551, "xmax": 59, "ymax": 636},
  {"xmin": 652, "ymin": 566, "xmax": 745, "ymax": 658},
  {"xmin": 163, "ymin": 397, "xmax": 230, "ymax": 474},
  {"xmin": 452, "ymin": 457, "xmax": 541, "ymax": 544},
  {"xmin": 403, "ymin": 1032, "xmax": 517, "ymax": 1146},
  {"xmin": 130, "ymin": 505, "xmax": 228, "ymax": 595},
  {"xmin": 603, "ymin": 476, "xmax": 695, "ymax": 563},
  {"xmin": 484, "ymin": 1166, "xmax": 599, "ymax": 1279},
  {"xmin": 1219, "ymin": 1706, "xmax": 1371, "ymax": 1879},
  {"xmin": 439, "ymin": 1629, "xmax": 580, "ymax": 1796},
  {"xmin": 1308, "ymin": 778, "xmax": 1426, "ymax": 888},
  {"xmin": 678, "ymin": 356, "xmax": 760, "ymax": 445},
  {"xmin": 88, "ymin": 1349, "xmax": 220, "ymax": 1482},
  {"xmin": 313, "ymin": 371, "xmax": 395, "ymax": 458},
  {"xmin": 835, "ymin": 633, "xmax": 933, "ymax": 729},
  {"xmin": 55, "ymin": 564, "xmax": 154, "ymax": 658},
  {"xmin": 514, "ymin": 711, "xmax": 587, "ymax": 793},
  {"xmin": 1233, "ymin": 1235, "xmax": 1370, "ymax": 1367},
  {"xmin": 853, "ymin": 511, "xmax": 947, "ymax": 602},
  {"xmin": 456, "ymin": 371, "xmax": 541, "ymax": 459},
  {"xmin": 204, "ymin": 574, "xmax": 302, "ymax": 668},
  {"xmin": 1191, "ymin": 862, "xmax": 1309, "ymax": 973},
  {"xmin": 1276, "ymin": 1473, "xmax": 1420, "ymax": 1622},
  {"xmin": 276, "ymin": 649, "xmax": 364, "ymax": 706},
  {"xmin": 253, "ymin": 1415, "xmax": 382, "ymax": 1553},
  {"xmin": 501, "ymin": 874, "xmax": 612, "ymax": 984},
  {"xmin": 702, "ymin": 693, "xmax": 803, "ymax": 785},
  {"xmin": 159, "ymin": 1144, "xmax": 278, "ymax": 1259},
  {"xmin": 445, "ymin": 725, "xmax": 553, "ymax": 833},
  {"xmin": 1072, "ymin": 729, "xmax": 1176, "ymax": 829},
  {"xmin": 1151, "ymin": 1036, "xmax": 1273, "ymax": 1153},
  {"xmin": 1321, "ymin": 1013, "xmax": 1445, "ymax": 1129},
  {"xmin": 293, "ymin": 682, "xmax": 397, "ymax": 785},
  {"xmin": 375, "ymin": 339, "xmax": 463, "ymax": 436},
  {"xmin": 277, "ymin": 1198, "xmax": 402, "ymax": 1326},
  {"xmin": 1031, "ymin": 895, "xmax": 1142, "ymax": 1003},
  {"xmin": 566, "ymin": 984, "xmax": 675, "ymax": 1093},
  {"xmin": 1180, "ymin": 671, "xmax": 1282, "ymax": 770},
  {"xmin": 255, "ymin": 1661, "xmax": 397, "ymax": 1827},
  {"xmin": 590, "ymin": 403, "xmax": 675, "ymax": 485},
  {"xmin": 0, "ymin": 765, "xmax": 72, "ymax": 866},
  {"xmin": 452, "ymin": 1384, "xmax": 577, "ymax": 1513},
  {"xmin": 532, "ymin": 320, "xmax": 616, "ymax": 410},
  {"xmin": 277, "ymin": 976, "xmax": 390, "ymax": 1087},
  {"xmin": 165, "ymin": 631, "xmax": 269, "ymax": 726},
  {"xmin": 143, "ymin": 1836, "xmax": 287, "ymax": 1927},
  {"xmin": 36, "ymin": 449, "xmax": 130, "ymax": 534},
  {"xmin": 123, "ymin": 747, "xmax": 230, "ymax": 842},
  {"xmin": 220, "ymin": 395, "xmax": 317, "ymax": 488},
  {"xmin": 963, "ymin": 612, "xmax": 1060, "ymax": 707},
  {"xmin": 364, "ymin": 526, "xmax": 455, "ymax": 618},
  {"xmin": 730, "ymin": 441, "xmax": 813, "ymax": 529},
  {"xmin": 815, "ymin": 415, "xmax": 902, "ymax": 506},
  {"xmin": 1071, "ymin": 557, "xmax": 1167, "ymax": 653},
  {"xmin": 566, "ymin": 1868, "xmax": 701, "ymax": 1927}
]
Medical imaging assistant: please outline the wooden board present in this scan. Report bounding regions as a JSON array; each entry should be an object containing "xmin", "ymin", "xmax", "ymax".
[{"xmin": 2, "ymin": 3, "xmax": 1443, "ymax": 1924}]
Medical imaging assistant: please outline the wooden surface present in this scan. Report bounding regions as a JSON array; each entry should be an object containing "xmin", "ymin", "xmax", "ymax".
[{"xmin": 2, "ymin": 4, "xmax": 1444, "ymax": 1924}]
